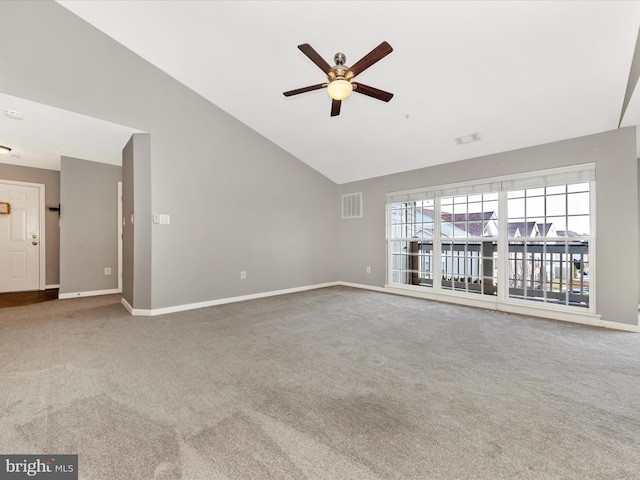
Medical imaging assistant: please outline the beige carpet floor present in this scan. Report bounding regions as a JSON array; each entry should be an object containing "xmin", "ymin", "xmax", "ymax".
[{"xmin": 1, "ymin": 286, "xmax": 639, "ymax": 479}]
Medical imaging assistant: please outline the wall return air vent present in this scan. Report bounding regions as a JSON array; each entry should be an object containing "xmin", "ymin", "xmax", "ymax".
[{"xmin": 342, "ymin": 192, "xmax": 363, "ymax": 219}]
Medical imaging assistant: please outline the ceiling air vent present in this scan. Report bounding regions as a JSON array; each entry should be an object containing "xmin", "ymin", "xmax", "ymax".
[
  {"xmin": 342, "ymin": 192, "xmax": 363, "ymax": 219},
  {"xmin": 454, "ymin": 132, "xmax": 481, "ymax": 145}
]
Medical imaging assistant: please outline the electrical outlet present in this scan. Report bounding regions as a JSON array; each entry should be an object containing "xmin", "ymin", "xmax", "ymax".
[
  {"xmin": 104, "ymin": 267, "xmax": 112, "ymax": 275},
  {"xmin": 366, "ymin": 266, "xmax": 371, "ymax": 273},
  {"xmin": 240, "ymin": 271, "xmax": 247, "ymax": 280}
]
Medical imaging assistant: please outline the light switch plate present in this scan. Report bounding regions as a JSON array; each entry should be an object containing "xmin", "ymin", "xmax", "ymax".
[{"xmin": 153, "ymin": 214, "xmax": 170, "ymax": 224}]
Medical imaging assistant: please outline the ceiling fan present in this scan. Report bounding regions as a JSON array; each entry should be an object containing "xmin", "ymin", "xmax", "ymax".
[{"xmin": 283, "ymin": 41, "xmax": 394, "ymax": 117}]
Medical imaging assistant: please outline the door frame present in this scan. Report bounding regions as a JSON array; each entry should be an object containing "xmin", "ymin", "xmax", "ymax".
[{"xmin": 0, "ymin": 179, "xmax": 46, "ymax": 291}]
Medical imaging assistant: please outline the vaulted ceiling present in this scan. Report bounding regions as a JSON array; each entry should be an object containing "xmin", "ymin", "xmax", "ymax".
[{"xmin": 2, "ymin": 1, "xmax": 640, "ymax": 184}]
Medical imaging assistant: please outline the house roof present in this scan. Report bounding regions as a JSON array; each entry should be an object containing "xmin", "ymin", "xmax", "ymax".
[
  {"xmin": 508, "ymin": 222, "xmax": 539, "ymax": 237},
  {"xmin": 440, "ymin": 212, "xmax": 495, "ymax": 237},
  {"xmin": 557, "ymin": 230, "xmax": 582, "ymax": 237},
  {"xmin": 537, "ymin": 223, "xmax": 555, "ymax": 236}
]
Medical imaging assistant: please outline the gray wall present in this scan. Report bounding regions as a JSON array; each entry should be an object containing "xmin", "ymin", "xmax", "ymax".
[
  {"xmin": 122, "ymin": 137, "xmax": 134, "ymax": 306},
  {"xmin": 0, "ymin": 164, "xmax": 60, "ymax": 286},
  {"xmin": 0, "ymin": 1, "xmax": 339, "ymax": 310},
  {"xmin": 338, "ymin": 128, "xmax": 639, "ymax": 326},
  {"xmin": 60, "ymin": 156, "xmax": 122, "ymax": 295},
  {"xmin": 121, "ymin": 134, "xmax": 152, "ymax": 309}
]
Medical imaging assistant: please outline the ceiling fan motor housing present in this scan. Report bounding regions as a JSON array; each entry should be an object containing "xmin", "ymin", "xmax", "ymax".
[{"xmin": 331, "ymin": 52, "xmax": 349, "ymax": 81}]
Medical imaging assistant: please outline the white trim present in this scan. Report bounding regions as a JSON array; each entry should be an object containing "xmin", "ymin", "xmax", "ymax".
[
  {"xmin": 607, "ymin": 321, "xmax": 640, "ymax": 333},
  {"xmin": 589, "ymin": 177, "xmax": 597, "ymax": 312},
  {"xmin": 382, "ymin": 283, "xmax": 596, "ymax": 318},
  {"xmin": 125, "ymin": 282, "xmax": 340, "ymax": 316},
  {"xmin": 118, "ymin": 279, "xmax": 638, "ymax": 332},
  {"xmin": 121, "ymin": 297, "xmax": 133, "ymax": 314},
  {"xmin": 386, "ymin": 163, "xmax": 596, "ymax": 200},
  {"xmin": 434, "ymin": 196, "xmax": 442, "ymax": 290},
  {"xmin": 338, "ymin": 281, "xmax": 388, "ymax": 293},
  {"xmin": 385, "ymin": 202, "xmax": 391, "ymax": 284},
  {"xmin": 46, "ymin": 284, "xmax": 60, "ymax": 289},
  {"xmin": 38, "ymin": 184, "xmax": 46, "ymax": 291},
  {"xmin": 382, "ymin": 284, "xmax": 638, "ymax": 332},
  {"xmin": 497, "ymin": 190, "xmax": 509, "ymax": 302},
  {"xmin": 59, "ymin": 288, "xmax": 120, "ymax": 299}
]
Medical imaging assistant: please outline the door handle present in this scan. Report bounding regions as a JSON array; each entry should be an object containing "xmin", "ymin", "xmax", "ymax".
[{"xmin": 32, "ymin": 241, "xmax": 38, "ymax": 245}]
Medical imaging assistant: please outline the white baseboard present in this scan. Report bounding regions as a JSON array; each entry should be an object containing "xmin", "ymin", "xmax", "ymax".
[
  {"xmin": 337, "ymin": 281, "xmax": 388, "ymax": 293},
  {"xmin": 379, "ymin": 283, "xmax": 639, "ymax": 332},
  {"xmin": 127, "ymin": 282, "xmax": 340, "ymax": 317},
  {"xmin": 121, "ymin": 297, "xmax": 133, "ymax": 314},
  {"xmin": 59, "ymin": 288, "xmax": 120, "ymax": 300},
  {"xmin": 118, "ymin": 280, "xmax": 640, "ymax": 332},
  {"xmin": 46, "ymin": 284, "xmax": 60, "ymax": 289},
  {"xmin": 587, "ymin": 318, "xmax": 640, "ymax": 333}
]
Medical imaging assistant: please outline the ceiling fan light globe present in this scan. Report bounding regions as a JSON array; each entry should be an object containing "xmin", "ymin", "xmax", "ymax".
[{"xmin": 327, "ymin": 79, "xmax": 353, "ymax": 101}]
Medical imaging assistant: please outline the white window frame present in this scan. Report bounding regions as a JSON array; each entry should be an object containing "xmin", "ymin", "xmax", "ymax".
[{"xmin": 385, "ymin": 164, "xmax": 597, "ymax": 321}]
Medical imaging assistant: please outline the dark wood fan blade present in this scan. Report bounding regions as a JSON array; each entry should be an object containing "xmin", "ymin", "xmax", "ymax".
[
  {"xmin": 283, "ymin": 83, "xmax": 326, "ymax": 97},
  {"xmin": 331, "ymin": 99, "xmax": 342, "ymax": 117},
  {"xmin": 348, "ymin": 41, "xmax": 393, "ymax": 78},
  {"xmin": 352, "ymin": 83, "xmax": 394, "ymax": 102},
  {"xmin": 298, "ymin": 44, "xmax": 333, "ymax": 75}
]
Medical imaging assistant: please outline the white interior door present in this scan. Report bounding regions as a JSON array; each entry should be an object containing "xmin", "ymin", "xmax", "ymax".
[{"xmin": 0, "ymin": 182, "xmax": 42, "ymax": 292}]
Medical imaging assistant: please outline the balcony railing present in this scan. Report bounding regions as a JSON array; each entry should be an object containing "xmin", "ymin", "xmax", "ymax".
[{"xmin": 391, "ymin": 240, "xmax": 589, "ymax": 308}]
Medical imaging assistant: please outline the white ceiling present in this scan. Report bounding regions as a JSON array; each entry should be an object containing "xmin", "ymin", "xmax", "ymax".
[
  {"xmin": 3, "ymin": 1, "xmax": 640, "ymax": 183},
  {"xmin": 0, "ymin": 93, "xmax": 141, "ymax": 171}
]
